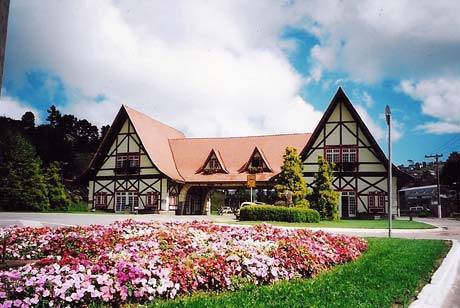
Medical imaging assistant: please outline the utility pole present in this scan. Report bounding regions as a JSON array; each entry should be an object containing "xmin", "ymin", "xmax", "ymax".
[
  {"xmin": 425, "ymin": 154, "xmax": 443, "ymax": 218},
  {"xmin": 385, "ymin": 105, "xmax": 392, "ymax": 238}
]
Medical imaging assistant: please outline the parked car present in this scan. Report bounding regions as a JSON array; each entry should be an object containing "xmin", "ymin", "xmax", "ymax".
[
  {"xmin": 235, "ymin": 202, "xmax": 257, "ymax": 219},
  {"xmin": 219, "ymin": 206, "xmax": 233, "ymax": 215}
]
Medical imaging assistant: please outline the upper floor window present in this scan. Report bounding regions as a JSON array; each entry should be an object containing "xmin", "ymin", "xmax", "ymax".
[
  {"xmin": 207, "ymin": 156, "xmax": 222, "ymax": 171},
  {"xmin": 116, "ymin": 153, "xmax": 140, "ymax": 174},
  {"xmin": 243, "ymin": 147, "xmax": 272, "ymax": 174},
  {"xmin": 198, "ymin": 149, "xmax": 228, "ymax": 174},
  {"xmin": 325, "ymin": 146, "xmax": 358, "ymax": 171},
  {"xmin": 342, "ymin": 147, "xmax": 357, "ymax": 163},
  {"xmin": 325, "ymin": 148, "xmax": 341, "ymax": 163}
]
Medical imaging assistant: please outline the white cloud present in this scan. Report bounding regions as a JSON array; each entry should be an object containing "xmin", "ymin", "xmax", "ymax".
[
  {"xmin": 0, "ymin": 95, "xmax": 40, "ymax": 122},
  {"xmin": 399, "ymin": 78, "xmax": 460, "ymax": 134},
  {"xmin": 355, "ymin": 104, "xmax": 402, "ymax": 142},
  {"xmin": 300, "ymin": 1, "xmax": 460, "ymax": 83},
  {"xmin": 6, "ymin": 0, "xmax": 323, "ymax": 136},
  {"xmin": 417, "ymin": 122, "xmax": 460, "ymax": 134}
]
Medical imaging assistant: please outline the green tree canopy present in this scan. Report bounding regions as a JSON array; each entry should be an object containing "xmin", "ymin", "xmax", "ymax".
[
  {"xmin": 45, "ymin": 161, "xmax": 72, "ymax": 211},
  {"xmin": 21, "ymin": 111, "xmax": 35, "ymax": 129},
  {"xmin": 46, "ymin": 105, "xmax": 62, "ymax": 128},
  {"xmin": 274, "ymin": 147, "xmax": 309, "ymax": 205},
  {"xmin": 0, "ymin": 125, "xmax": 49, "ymax": 211},
  {"xmin": 311, "ymin": 155, "xmax": 340, "ymax": 220}
]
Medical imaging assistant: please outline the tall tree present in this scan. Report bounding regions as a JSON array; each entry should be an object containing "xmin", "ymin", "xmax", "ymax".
[
  {"xmin": 441, "ymin": 152, "xmax": 460, "ymax": 186},
  {"xmin": 45, "ymin": 161, "xmax": 72, "ymax": 211},
  {"xmin": 274, "ymin": 147, "xmax": 308, "ymax": 205},
  {"xmin": 46, "ymin": 105, "xmax": 62, "ymax": 128},
  {"xmin": 0, "ymin": 125, "xmax": 49, "ymax": 211},
  {"xmin": 21, "ymin": 111, "xmax": 35, "ymax": 129},
  {"xmin": 100, "ymin": 125, "xmax": 110, "ymax": 141},
  {"xmin": 311, "ymin": 156, "xmax": 340, "ymax": 220}
]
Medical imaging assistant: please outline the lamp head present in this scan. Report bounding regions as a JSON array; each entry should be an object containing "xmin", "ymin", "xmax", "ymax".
[{"xmin": 385, "ymin": 105, "xmax": 391, "ymax": 125}]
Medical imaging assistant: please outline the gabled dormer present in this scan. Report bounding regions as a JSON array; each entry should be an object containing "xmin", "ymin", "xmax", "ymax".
[
  {"xmin": 196, "ymin": 149, "xmax": 228, "ymax": 174},
  {"xmin": 240, "ymin": 146, "xmax": 273, "ymax": 173}
]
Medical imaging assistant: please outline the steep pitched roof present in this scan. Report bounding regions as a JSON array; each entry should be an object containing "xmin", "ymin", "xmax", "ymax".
[
  {"xmin": 169, "ymin": 134, "xmax": 310, "ymax": 182},
  {"xmin": 300, "ymin": 87, "xmax": 411, "ymax": 181},
  {"xmin": 79, "ymin": 105, "xmax": 185, "ymax": 182},
  {"xmin": 124, "ymin": 106, "xmax": 185, "ymax": 181}
]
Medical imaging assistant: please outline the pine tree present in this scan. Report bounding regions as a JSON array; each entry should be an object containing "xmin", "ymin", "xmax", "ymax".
[
  {"xmin": 312, "ymin": 155, "xmax": 340, "ymax": 220},
  {"xmin": 45, "ymin": 161, "xmax": 72, "ymax": 211},
  {"xmin": 46, "ymin": 105, "xmax": 62, "ymax": 128},
  {"xmin": 0, "ymin": 126, "xmax": 49, "ymax": 211},
  {"xmin": 274, "ymin": 147, "xmax": 309, "ymax": 206}
]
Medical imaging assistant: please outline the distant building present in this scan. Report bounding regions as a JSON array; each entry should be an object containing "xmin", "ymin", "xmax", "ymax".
[
  {"xmin": 399, "ymin": 185, "xmax": 458, "ymax": 217},
  {"xmin": 0, "ymin": 0, "xmax": 9, "ymax": 96},
  {"xmin": 398, "ymin": 160, "xmax": 442, "ymax": 187}
]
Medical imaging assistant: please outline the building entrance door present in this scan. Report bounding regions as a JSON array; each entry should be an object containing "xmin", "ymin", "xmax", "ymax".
[{"xmin": 341, "ymin": 191, "xmax": 357, "ymax": 218}]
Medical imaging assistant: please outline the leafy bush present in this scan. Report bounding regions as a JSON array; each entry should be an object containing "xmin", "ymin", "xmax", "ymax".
[
  {"xmin": 239, "ymin": 205, "xmax": 320, "ymax": 223},
  {"xmin": 295, "ymin": 199, "xmax": 310, "ymax": 209}
]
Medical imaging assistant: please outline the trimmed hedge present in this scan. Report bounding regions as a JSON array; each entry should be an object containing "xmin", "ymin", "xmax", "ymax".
[{"xmin": 239, "ymin": 205, "xmax": 320, "ymax": 223}]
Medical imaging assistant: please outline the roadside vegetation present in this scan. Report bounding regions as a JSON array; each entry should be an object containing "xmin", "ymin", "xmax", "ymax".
[
  {"xmin": 0, "ymin": 106, "xmax": 101, "ymax": 212},
  {"xmin": 152, "ymin": 238, "xmax": 449, "ymax": 307}
]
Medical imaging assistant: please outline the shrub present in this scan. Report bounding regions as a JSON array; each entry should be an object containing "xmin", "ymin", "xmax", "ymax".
[
  {"xmin": 239, "ymin": 205, "xmax": 320, "ymax": 223},
  {"xmin": 295, "ymin": 199, "xmax": 310, "ymax": 209}
]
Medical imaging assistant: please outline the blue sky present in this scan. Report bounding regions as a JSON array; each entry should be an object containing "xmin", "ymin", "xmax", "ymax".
[{"xmin": 1, "ymin": 1, "xmax": 460, "ymax": 165}]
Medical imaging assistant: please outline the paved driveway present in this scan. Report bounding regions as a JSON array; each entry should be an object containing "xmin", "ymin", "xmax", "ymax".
[{"xmin": 0, "ymin": 212, "xmax": 235, "ymax": 228}]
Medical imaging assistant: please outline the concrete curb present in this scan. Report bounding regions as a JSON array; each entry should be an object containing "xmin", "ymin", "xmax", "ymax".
[{"xmin": 410, "ymin": 239, "xmax": 460, "ymax": 308}]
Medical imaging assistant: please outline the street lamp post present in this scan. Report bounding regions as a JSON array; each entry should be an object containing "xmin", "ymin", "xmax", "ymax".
[{"xmin": 385, "ymin": 105, "xmax": 392, "ymax": 238}]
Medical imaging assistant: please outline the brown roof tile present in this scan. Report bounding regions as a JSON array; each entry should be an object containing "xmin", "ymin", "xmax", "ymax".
[{"xmin": 169, "ymin": 134, "xmax": 310, "ymax": 183}]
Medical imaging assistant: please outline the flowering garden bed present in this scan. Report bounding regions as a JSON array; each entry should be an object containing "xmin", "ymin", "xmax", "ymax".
[{"xmin": 0, "ymin": 221, "xmax": 367, "ymax": 307}]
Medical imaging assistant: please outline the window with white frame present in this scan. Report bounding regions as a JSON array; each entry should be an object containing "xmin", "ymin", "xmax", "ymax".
[
  {"xmin": 115, "ymin": 191, "xmax": 138, "ymax": 212},
  {"xmin": 325, "ymin": 148, "xmax": 341, "ymax": 163},
  {"xmin": 342, "ymin": 147, "xmax": 357, "ymax": 163},
  {"xmin": 342, "ymin": 191, "xmax": 357, "ymax": 216},
  {"xmin": 116, "ymin": 154, "xmax": 140, "ymax": 169},
  {"xmin": 349, "ymin": 192, "xmax": 357, "ymax": 216}
]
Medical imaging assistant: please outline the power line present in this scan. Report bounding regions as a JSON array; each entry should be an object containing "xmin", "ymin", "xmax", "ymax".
[{"xmin": 434, "ymin": 134, "xmax": 460, "ymax": 154}]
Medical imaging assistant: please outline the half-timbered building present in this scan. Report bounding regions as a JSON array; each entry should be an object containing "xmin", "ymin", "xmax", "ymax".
[
  {"xmin": 301, "ymin": 88, "xmax": 410, "ymax": 217},
  {"xmin": 80, "ymin": 88, "xmax": 410, "ymax": 217}
]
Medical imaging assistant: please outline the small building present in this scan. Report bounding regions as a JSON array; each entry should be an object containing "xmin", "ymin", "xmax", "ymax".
[
  {"xmin": 79, "ymin": 88, "xmax": 411, "ymax": 217},
  {"xmin": 399, "ymin": 185, "xmax": 458, "ymax": 217}
]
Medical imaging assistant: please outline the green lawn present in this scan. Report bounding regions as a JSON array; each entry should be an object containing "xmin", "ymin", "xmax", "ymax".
[
  {"xmin": 230, "ymin": 219, "xmax": 435, "ymax": 229},
  {"xmin": 151, "ymin": 238, "xmax": 449, "ymax": 308}
]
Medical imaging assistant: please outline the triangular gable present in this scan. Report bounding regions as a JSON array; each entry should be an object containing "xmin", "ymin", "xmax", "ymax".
[
  {"xmin": 78, "ymin": 105, "xmax": 185, "ymax": 182},
  {"xmin": 239, "ymin": 146, "xmax": 273, "ymax": 173},
  {"xmin": 196, "ymin": 148, "xmax": 229, "ymax": 174},
  {"xmin": 300, "ymin": 87, "xmax": 410, "ymax": 180}
]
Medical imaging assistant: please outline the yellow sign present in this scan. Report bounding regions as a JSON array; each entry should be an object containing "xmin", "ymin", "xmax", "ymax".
[{"xmin": 247, "ymin": 174, "xmax": 256, "ymax": 188}]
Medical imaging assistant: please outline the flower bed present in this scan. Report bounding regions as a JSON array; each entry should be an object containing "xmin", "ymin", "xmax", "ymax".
[{"xmin": 0, "ymin": 220, "xmax": 368, "ymax": 307}]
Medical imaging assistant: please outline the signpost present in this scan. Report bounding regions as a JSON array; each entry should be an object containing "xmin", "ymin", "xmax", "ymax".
[{"xmin": 247, "ymin": 174, "xmax": 256, "ymax": 203}]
